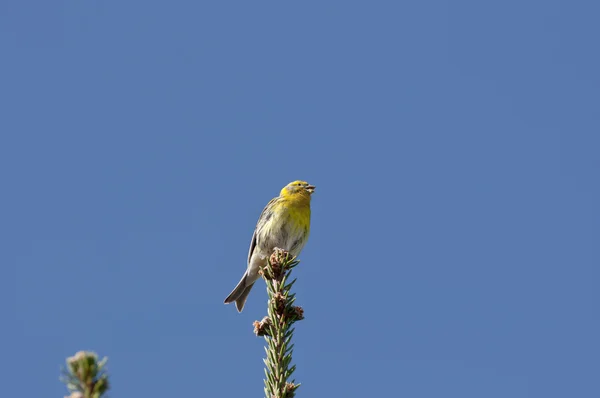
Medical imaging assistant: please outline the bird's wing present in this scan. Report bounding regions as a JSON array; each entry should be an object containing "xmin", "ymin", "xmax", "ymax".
[
  {"xmin": 247, "ymin": 229, "xmax": 258, "ymax": 265},
  {"xmin": 247, "ymin": 197, "xmax": 278, "ymax": 264}
]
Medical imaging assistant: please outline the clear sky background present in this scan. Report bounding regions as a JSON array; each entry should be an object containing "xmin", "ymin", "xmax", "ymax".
[{"xmin": 1, "ymin": 1, "xmax": 598, "ymax": 397}]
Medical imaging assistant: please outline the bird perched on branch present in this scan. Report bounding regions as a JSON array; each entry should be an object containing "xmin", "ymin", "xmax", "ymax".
[{"xmin": 224, "ymin": 180, "xmax": 315, "ymax": 312}]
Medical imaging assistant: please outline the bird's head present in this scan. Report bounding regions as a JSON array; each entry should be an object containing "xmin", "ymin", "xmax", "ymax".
[{"xmin": 280, "ymin": 180, "xmax": 316, "ymax": 198}]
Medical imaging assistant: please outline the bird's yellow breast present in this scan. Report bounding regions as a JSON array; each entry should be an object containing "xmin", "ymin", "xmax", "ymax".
[
  {"xmin": 275, "ymin": 196, "xmax": 311, "ymax": 229},
  {"xmin": 259, "ymin": 196, "xmax": 311, "ymax": 256}
]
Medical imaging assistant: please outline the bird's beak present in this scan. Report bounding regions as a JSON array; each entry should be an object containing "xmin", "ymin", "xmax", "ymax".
[{"xmin": 306, "ymin": 185, "xmax": 316, "ymax": 194}]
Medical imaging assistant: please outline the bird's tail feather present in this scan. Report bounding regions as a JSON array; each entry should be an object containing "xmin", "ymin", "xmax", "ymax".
[
  {"xmin": 224, "ymin": 273, "xmax": 255, "ymax": 312},
  {"xmin": 234, "ymin": 284, "xmax": 254, "ymax": 312}
]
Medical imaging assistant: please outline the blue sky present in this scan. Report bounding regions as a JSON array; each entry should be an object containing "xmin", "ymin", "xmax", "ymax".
[{"xmin": 1, "ymin": 1, "xmax": 598, "ymax": 397}]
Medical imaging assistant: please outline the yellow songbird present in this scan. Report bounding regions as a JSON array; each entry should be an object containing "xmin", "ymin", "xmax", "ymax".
[{"xmin": 224, "ymin": 180, "xmax": 315, "ymax": 312}]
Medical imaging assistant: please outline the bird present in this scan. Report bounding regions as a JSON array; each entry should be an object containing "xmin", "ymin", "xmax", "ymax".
[{"xmin": 224, "ymin": 180, "xmax": 315, "ymax": 312}]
